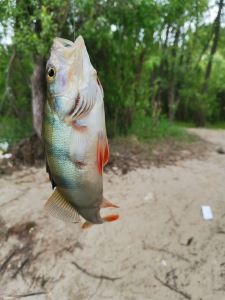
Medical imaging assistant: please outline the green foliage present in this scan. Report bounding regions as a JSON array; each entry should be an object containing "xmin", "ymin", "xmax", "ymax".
[
  {"xmin": 0, "ymin": 0, "xmax": 225, "ymax": 145},
  {"xmin": 129, "ymin": 112, "xmax": 190, "ymax": 141},
  {"xmin": 0, "ymin": 115, "xmax": 33, "ymax": 144}
]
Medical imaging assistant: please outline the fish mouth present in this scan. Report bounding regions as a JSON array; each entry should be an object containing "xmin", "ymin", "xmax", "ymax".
[{"xmin": 68, "ymin": 93, "xmax": 80, "ymax": 116}]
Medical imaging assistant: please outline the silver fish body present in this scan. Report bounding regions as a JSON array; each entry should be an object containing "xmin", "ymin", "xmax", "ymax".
[{"xmin": 43, "ymin": 36, "xmax": 118, "ymax": 227}]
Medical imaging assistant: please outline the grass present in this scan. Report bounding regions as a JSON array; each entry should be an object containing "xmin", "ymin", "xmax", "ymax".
[
  {"xmin": 174, "ymin": 121, "xmax": 195, "ymax": 128},
  {"xmin": 205, "ymin": 122, "xmax": 225, "ymax": 129},
  {"xmin": 128, "ymin": 115, "xmax": 196, "ymax": 143},
  {"xmin": 0, "ymin": 115, "xmax": 33, "ymax": 145},
  {"xmin": 175, "ymin": 120, "xmax": 225, "ymax": 130}
]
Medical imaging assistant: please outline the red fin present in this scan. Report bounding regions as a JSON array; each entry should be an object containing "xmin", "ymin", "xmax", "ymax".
[
  {"xmin": 97, "ymin": 132, "xmax": 109, "ymax": 175},
  {"xmin": 97, "ymin": 139, "xmax": 103, "ymax": 175},
  {"xmin": 103, "ymin": 141, "xmax": 109, "ymax": 165},
  {"xmin": 102, "ymin": 214, "xmax": 119, "ymax": 223},
  {"xmin": 82, "ymin": 214, "xmax": 119, "ymax": 228},
  {"xmin": 101, "ymin": 198, "xmax": 119, "ymax": 209}
]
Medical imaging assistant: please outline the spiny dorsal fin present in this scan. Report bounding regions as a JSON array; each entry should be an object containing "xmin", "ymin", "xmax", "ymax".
[{"xmin": 44, "ymin": 188, "xmax": 80, "ymax": 223}]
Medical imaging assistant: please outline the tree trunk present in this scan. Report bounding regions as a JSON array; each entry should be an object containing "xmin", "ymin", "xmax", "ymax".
[
  {"xmin": 31, "ymin": 57, "xmax": 46, "ymax": 139},
  {"xmin": 156, "ymin": 24, "xmax": 170, "ymax": 105},
  {"xmin": 168, "ymin": 27, "xmax": 180, "ymax": 122},
  {"xmin": 194, "ymin": 0, "xmax": 224, "ymax": 126},
  {"xmin": 203, "ymin": 0, "xmax": 223, "ymax": 92}
]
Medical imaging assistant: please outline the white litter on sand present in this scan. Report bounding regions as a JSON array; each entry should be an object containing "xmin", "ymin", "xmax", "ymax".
[{"xmin": 201, "ymin": 205, "xmax": 213, "ymax": 220}]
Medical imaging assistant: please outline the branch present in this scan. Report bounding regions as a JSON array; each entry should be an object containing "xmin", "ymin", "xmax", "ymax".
[
  {"xmin": 0, "ymin": 248, "xmax": 18, "ymax": 273},
  {"xmin": 11, "ymin": 257, "xmax": 30, "ymax": 279},
  {"xmin": 142, "ymin": 243, "xmax": 190, "ymax": 263},
  {"xmin": 154, "ymin": 274, "xmax": 191, "ymax": 299},
  {"xmin": 5, "ymin": 292, "xmax": 47, "ymax": 298},
  {"xmin": 0, "ymin": 47, "xmax": 19, "ymax": 116},
  {"xmin": 72, "ymin": 261, "xmax": 122, "ymax": 281}
]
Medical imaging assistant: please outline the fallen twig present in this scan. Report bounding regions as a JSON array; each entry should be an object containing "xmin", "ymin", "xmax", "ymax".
[
  {"xmin": 4, "ymin": 291, "xmax": 47, "ymax": 299},
  {"xmin": 154, "ymin": 274, "xmax": 191, "ymax": 300},
  {"xmin": 167, "ymin": 207, "xmax": 179, "ymax": 227},
  {"xmin": 0, "ymin": 248, "xmax": 18, "ymax": 273},
  {"xmin": 11, "ymin": 258, "xmax": 30, "ymax": 279},
  {"xmin": 143, "ymin": 242, "xmax": 190, "ymax": 263},
  {"xmin": 72, "ymin": 261, "xmax": 122, "ymax": 281},
  {"xmin": 88, "ymin": 279, "xmax": 103, "ymax": 300}
]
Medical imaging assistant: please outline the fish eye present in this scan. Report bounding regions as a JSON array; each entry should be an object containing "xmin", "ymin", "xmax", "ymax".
[{"xmin": 47, "ymin": 66, "xmax": 56, "ymax": 81}]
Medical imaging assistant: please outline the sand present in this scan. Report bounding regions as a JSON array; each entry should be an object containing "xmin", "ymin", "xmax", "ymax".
[{"xmin": 1, "ymin": 128, "xmax": 225, "ymax": 300}]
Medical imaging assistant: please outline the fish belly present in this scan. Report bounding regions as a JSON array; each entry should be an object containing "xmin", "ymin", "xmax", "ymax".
[{"xmin": 44, "ymin": 105, "xmax": 103, "ymax": 221}]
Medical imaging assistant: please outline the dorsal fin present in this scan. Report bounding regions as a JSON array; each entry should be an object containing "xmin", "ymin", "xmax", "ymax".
[{"xmin": 44, "ymin": 188, "xmax": 80, "ymax": 223}]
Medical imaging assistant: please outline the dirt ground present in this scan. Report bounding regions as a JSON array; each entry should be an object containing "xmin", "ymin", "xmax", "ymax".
[{"xmin": 1, "ymin": 128, "xmax": 225, "ymax": 300}]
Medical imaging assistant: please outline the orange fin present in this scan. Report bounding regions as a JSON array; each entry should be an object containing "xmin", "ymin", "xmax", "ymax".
[
  {"xmin": 81, "ymin": 214, "xmax": 119, "ymax": 229},
  {"xmin": 97, "ymin": 131, "xmax": 109, "ymax": 175},
  {"xmin": 103, "ymin": 142, "xmax": 109, "ymax": 165},
  {"xmin": 97, "ymin": 139, "xmax": 103, "ymax": 175},
  {"xmin": 102, "ymin": 214, "xmax": 119, "ymax": 223},
  {"xmin": 101, "ymin": 198, "xmax": 119, "ymax": 209}
]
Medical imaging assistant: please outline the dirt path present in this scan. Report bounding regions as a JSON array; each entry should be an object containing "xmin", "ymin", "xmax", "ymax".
[{"xmin": 1, "ymin": 128, "xmax": 225, "ymax": 300}]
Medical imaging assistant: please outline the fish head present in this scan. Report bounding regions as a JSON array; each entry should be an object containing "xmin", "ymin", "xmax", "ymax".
[{"xmin": 46, "ymin": 36, "xmax": 97, "ymax": 120}]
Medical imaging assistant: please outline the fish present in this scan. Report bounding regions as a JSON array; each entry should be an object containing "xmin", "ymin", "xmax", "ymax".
[{"xmin": 43, "ymin": 36, "xmax": 119, "ymax": 228}]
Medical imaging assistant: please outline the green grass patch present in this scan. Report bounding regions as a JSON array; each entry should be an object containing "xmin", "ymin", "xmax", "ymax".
[
  {"xmin": 128, "ymin": 114, "xmax": 195, "ymax": 143},
  {"xmin": 205, "ymin": 122, "xmax": 225, "ymax": 129},
  {"xmin": 0, "ymin": 115, "xmax": 33, "ymax": 145},
  {"xmin": 175, "ymin": 121, "xmax": 225, "ymax": 130},
  {"xmin": 174, "ymin": 121, "xmax": 195, "ymax": 128}
]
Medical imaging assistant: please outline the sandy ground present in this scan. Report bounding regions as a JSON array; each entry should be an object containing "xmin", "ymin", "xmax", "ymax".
[{"xmin": 1, "ymin": 128, "xmax": 225, "ymax": 300}]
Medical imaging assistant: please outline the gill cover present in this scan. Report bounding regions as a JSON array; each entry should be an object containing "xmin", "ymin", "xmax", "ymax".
[{"xmin": 46, "ymin": 36, "xmax": 98, "ymax": 120}]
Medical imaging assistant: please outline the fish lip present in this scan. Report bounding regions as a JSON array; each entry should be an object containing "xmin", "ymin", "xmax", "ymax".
[{"xmin": 68, "ymin": 93, "xmax": 80, "ymax": 116}]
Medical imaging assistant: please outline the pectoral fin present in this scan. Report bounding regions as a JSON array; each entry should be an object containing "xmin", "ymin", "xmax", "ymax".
[{"xmin": 44, "ymin": 188, "xmax": 80, "ymax": 223}]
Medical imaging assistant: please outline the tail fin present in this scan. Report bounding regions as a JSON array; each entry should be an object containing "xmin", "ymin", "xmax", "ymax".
[{"xmin": 81, "ymin": 214, "xmax": 119, "ymax": 229}]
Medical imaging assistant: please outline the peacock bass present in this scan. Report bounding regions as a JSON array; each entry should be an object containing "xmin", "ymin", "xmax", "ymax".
[{"xmin": 43, "ymin": 36, "xmax": 119, "ymax": 228}]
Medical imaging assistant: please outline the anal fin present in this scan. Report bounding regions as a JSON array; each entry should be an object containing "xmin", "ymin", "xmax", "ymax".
[{"xmin": 44, "ymin": 188, "xmax": 80, "ymax": 223}]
